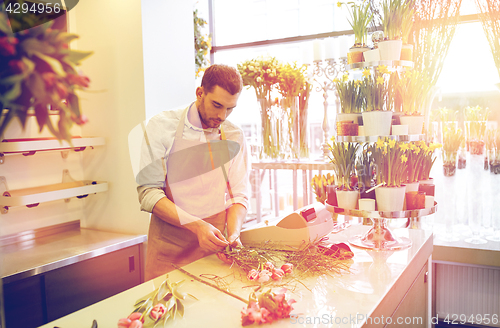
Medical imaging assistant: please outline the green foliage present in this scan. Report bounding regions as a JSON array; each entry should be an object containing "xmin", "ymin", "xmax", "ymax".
[
  {"xmin": 193, "ymin": 9, "xmax": 211, "ymax": 78},
  {"xmin": 0, "ymin": 7, "xmax": 92, "ymax": 141},
  {"xmin": 328, "ymin": 141, "xmax": 360, "ymax": 190},
  {"xmin": 338, "ymin": 1, "xmax": 373, "ymax": 45},
  {"xmin": 334, "ymin": 73, "xmax": 364, "ymax": 113}
]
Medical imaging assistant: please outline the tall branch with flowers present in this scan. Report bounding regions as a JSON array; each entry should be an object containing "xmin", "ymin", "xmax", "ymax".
[{"xmin": 0, "ymin": 11, "xmax": 92, "ymax": 141}]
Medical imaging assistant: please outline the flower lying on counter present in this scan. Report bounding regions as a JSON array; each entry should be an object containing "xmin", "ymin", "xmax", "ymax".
[
  {"xmin": 117, "ymin": 275, "xmax": 197, "ymax": 328},
  {"xmin": 241, "ymin": 288, "xmax": 296, "ymax": 326},
  {"xmin": 246, "ymin": 263, "xmax": 294, "ymax": 283}
]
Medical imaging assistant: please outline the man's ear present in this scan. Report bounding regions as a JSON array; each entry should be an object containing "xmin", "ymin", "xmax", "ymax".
[{"xmin": 196, "ymin": 86, "xmax": 204, "ymax": 99}]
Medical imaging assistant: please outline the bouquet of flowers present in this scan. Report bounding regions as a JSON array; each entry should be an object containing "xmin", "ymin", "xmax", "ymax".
[{"xmin": 0, "ymin": 11, "xmax": 92, "ymax": 141}]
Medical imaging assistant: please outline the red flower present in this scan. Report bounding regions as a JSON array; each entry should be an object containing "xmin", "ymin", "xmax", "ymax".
[
  {"xmin": 129, "ymin": 320, "xmax": 143, "ymax": 328},
  {"xmin": 42, "ymin": 72, "xmax": 57, "ymax": 88},
  {"xmin": 117, "ymin": 318, "xmax": 131, "ymax": 328},
  {"xmin": 0, "ymin": 36, "xmax": 18, "ymax": 56},
  {"xmin": 55, "ymin": 82, "xmax": 68, "ymax": 98},
  {"xmin": 67, "ymin": 73, "xmax": 90, "ymax": 88},
  {"xmin": 8, "ymin": 60, "xmax": 26, "ymax": 74},
  {"xmin": 263, "ymin": 262, "xmax": 275, "ymax": 271},
  {"xmin": 150, "ymin": 303, "xmax": 167, "ymax": 320},
  {"xmin": 247, "ymin": 269, "xmax": 259, "ymax": 281},
  {"xmin": 271, "ymin": 268, "xmax": 284, "ymax": 282},
  {"xmin": 281, "ymin": 263, "xmax": 293, "ymax": 274}
]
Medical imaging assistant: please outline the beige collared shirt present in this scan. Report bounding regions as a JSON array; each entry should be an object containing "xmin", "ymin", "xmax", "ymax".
[{"xmin": 136, "ymin": 103, "xmax": 250, "ymax": 216}]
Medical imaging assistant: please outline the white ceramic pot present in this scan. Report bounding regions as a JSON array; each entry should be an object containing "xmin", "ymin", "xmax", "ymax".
[
  {"xmin": 405, "ymin": 181, "xmax": 419, "ymax": 193},
  {"xmin": 336, "ymin": 189, "xmax": 359, "ymax": 210},
  {"xmin": 400, "ymin": 115, "xmax": 425, "ymax": 135},
  {"xmin": 375, "ymin": 185, "xmax": 406, "ymax": 211},
  {"xmin": 337, "ymin": 113, "xmax": 361, "ymax": 125},
  {"xmin": 363, "ymin": 48, "xmax": 380, "ymax": 63},
  {"xmin": 362, "ymin": 111, "xmax": 393, "ymax": 136},
  {"xmin": 378, "ymin": 40, "xmax": 403, "ymax": 61},
  {"xmin": 391, "ymin": 124, "xmax": 408, "ymax": 136}
]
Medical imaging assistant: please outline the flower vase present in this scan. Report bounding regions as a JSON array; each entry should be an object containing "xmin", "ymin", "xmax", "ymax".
[
  {"xmin": 298, "ymin": 104, "xmax": 309, "ymax": 159},
  {"xmin": 362, "ymin": 111, "xmax": 392, "ymax": 136},
  {"xmin": 378, "ymin": 39, "xmax": 403, "ymax": 61},
  {"xmin": 375, "ymin": 185, "xmax": 406, "ymax": 212},
  {"xmin": 469, "ymin": 140, "xmax": 485, "ymax": 155},
  {"xmin": 257, "ymin": 97, "xmax": 278, "ymax": 160},
  {"xmin": 335, "ymin": 188, "xmax": 359, "ymax": 210},
  {"xmin": 399, "ymin": 115, "xmax": 424, "ymax": 135},
  {"xmin": 442, "ymin": 151, "xmax": 457, "ymax": 177},
  {"xmin": 282, "ymin": 96, "xmax": 300, "ymax": 160}
]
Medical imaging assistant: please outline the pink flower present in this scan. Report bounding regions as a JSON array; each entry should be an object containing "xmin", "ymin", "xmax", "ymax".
[
  {"xmin": 42, "ymin": 72, "xmax": 57, "ymax": 88},
  {"xmin": 281, "ymin": 263, "xmax": 293, "ymax": 274},
  {"xmin": 117, "ymin": 318, "xmax": 131, "ymax": 328},
  {"xmin": 247, "ymin": 269, "xmax": 259, "ymax": 281},
  {"xmin": 71, "ymin": 114, "xmax": 89, "ymax": 126},
  {"xmin": 55, "ymin": 82, "xmax": 68, "ymax": 99},
  {"xmin": 271, "ymin": 268, "xmax": 285, "ymax": 281},
  {"xmin": 127, "ymin": 313, "xmax": 142, "ymax": 322},
  {"xmin": 257, "ymin": 269, "xmax": 270, "ymax": 283},
  {"xmin": 0, "ymin": 36, "xmax": 18, "ymax": 56},
  {"xmin": 150, "ymin": 303, "xmax": 167, "ymax": 320},
  {"xmin": 67, "ymin": 73, "xmax": 90, "ymax": 88},
  {"xmin": 241, "ymin": 301, "xmax": 271, "ymax": 326},
  {"xmin": 129, "ymin": 320, "xmax": 143, "ymax": 328},
  {"xmin": 263, "ymin": 261, "xmax": 275, "ymax": 271}
]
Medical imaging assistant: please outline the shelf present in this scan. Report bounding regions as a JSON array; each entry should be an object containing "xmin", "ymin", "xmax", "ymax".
[
  {"xmin": 347, "ymin": 60, "xmax": 414, "ymax": 70},
  {"xmin": 0, "ymin": 137, "xmax": 105, "ymax": 158},
  {"xmin": 335, "ymin": 134, "xmax": 425, "ymax": 142},
  {"xmin": 1, "ymin": 180, "xmax": 108, "ymax": 213},
  {"xmin": 325, "ymin": 201, "xmax": 437, "ymax": 218}
]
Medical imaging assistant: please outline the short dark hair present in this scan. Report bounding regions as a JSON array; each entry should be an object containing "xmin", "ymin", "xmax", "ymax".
[{"xmin": 201, "ymin": 64, "xmax": 243, "ymax": 95}]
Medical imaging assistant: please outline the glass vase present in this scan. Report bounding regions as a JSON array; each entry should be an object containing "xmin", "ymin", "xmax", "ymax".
[
  {"xmin": 465, "ymin": 154, "xmax": 487, "ymax": 244},
  {"xmin": 257, "ymin": 97, "xmax": 278, "ymax": 160}
]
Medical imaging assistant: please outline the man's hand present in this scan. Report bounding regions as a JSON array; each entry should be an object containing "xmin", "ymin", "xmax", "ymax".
[
  {"xmin": 187, "ymin": 220, "xmax": 229, "ymax": 252},
  {"xmin": 228, "ymin": 234, "xmax": 242, "ymax": 247}
]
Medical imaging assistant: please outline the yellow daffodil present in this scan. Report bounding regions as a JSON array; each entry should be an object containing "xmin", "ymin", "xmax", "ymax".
[
  {"xmin": 401, "ymin": 154, "xmax": 408, "ymax": 163},
  {"xmin": 377, "ymin": 65, "xmax": 389, "ymax": 75},
  {"xmin": 376, "ymin": 138, "xmax": 385, "ymax": 149},
  {"xmin": 399, "ymin": 143, "xmax": 410, "ymax": 152},
  {"xmin": 413, "ymin": 146, "xmax": 421, "ymax": 155},
  {"xmin": 362, "ymin": 69, "xmax": 371, "ymax": 78},
  {"xmin": 376, "ymin": 76, "xmax": 384, "ymax": 85},
  {"xmin": 333, "ymin": 78, "xmax": 339, "ymax": 83},
  {"xmin": 337, "ymin": 2, "xmax": 343, "ymax": 7},
  {"xmin": 388, "ymin": 138, "xmax": 396, "ymax": 148},
  {"xmin": 342, "ymin": 73, "xmax": 349, "ymax": 82}
]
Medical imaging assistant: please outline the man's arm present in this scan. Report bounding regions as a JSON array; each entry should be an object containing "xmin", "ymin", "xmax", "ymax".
[
  {"xmin": 226, "ymin": 203, "xmax": 247, "ymax": 246},
  {"xmin": 151, "ymin": 196, "xmax": 229, "ymax": 252}
]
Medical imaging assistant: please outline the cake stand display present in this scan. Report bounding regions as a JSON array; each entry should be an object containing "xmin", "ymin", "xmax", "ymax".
[{"xmin": 325, "ymin": 201, "xmax": 438, "ymax": 251}]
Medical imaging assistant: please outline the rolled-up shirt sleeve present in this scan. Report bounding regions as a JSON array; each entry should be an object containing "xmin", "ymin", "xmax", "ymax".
[
  {"xmin": 224, "ymin": 124, "xmax": 250, "ymax": 210},
  {"xmin": 135, "ymin": 112, "xmax": 176, "ymax": 213}
]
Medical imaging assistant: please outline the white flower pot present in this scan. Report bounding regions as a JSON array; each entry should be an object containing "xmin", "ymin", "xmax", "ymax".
[
  {"xmin": 336, "ymin": 189, "xmax": 359, "ymax": 210},
  {"xmin": 337, "ymin": 113, "xmax": 361, "ymax": 125},
  {"xmin": 363, "ymin": 48, "xmax": 380, "ymax": 63},
  {"xmin": 405, "ymin": 181, "xmax": 419, "ymax": 193},
  {"xmin": 400, "ymin": 115, "xmax": 424, "ymax": 135},
  {"xmin": 378, "ymin": 40, "xmax": 403, "ymax": 61},
  {"xmin": 375, "ymin": 186, "xmax": 406, "ymax": 211},
  {"xmin": 391, "ymin": 124, "xmax": 408, "ymax": 135},
  {"xmin": 362, "ymin": 111, "xmax": 393, "ymax": 136}
]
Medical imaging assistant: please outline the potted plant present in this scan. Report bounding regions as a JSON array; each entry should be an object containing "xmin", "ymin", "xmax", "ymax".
[
  {"xmin": 416, "ymin": 141, "xmax": 442, "ymax": 197},
  {"xmin": 372, "ymin": 137, "xmax": 408, "ymax": 211},
  {"xmin": 442, "ymin": 126, "xmax": 463, "ymax": 176},
  {"xmin": 400, "ymin": 142, "xmax": 422, "ymax": 192},
  {"xmin": 360, "ymin": 66, "xmax": 393, "ymax": 136},
  {"xmin": 338, "ymin": 1, "xmax": 373, "ymax": 64},
  {"xmin": 334, "ymin": 73, "xmax": 363, "ymax": 135},
  {"xmin": 397, "ymin": 69, "xmax": 429, "ymax": 135},
  {"xmin": 464, "ymin": 105, "xmax": 489, "ymax": 155},
  {"xmin": 356, "ymin": 143, "xmax": 375, "ymax": 199},
  {"xmin": 400, "ymin": 1, "xmax": 415, "ymax": 61},
  {"xmin": 0, "ymin": 11, "xmax": 92, "ymax": 141},
  {"xmin": 328, "ymin": 141, "xmax": 360, "ymax": 209},
  {"xmin": 378, "ymin": 0, "xmax": 404, "ymax": 61}
]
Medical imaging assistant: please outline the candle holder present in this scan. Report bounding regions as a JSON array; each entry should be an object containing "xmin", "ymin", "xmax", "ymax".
[{"xmin": 308, "ymin": 58, "xmax": 347, "ymax": 161}]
